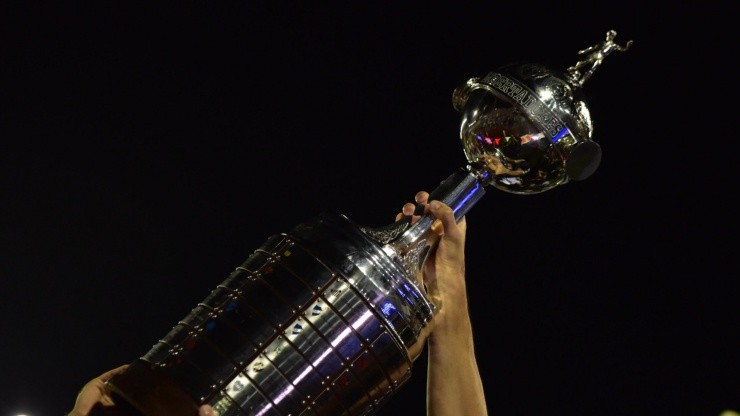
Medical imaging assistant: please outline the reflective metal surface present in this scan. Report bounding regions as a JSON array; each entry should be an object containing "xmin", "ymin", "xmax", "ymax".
[
  {"xmin": 453, "ymin": 64, "xmax": 597, "ymax": 193},
  {"xmin": 108, "ymin": 214, "xmax": 433, "ymax": 415},
  {"xmin": 101, "ymin": 30, "xmax": 631, "ymax": 416},
  {"xmin": 452, "ymin": 30, "xmax": 631, "ymax": 193}
]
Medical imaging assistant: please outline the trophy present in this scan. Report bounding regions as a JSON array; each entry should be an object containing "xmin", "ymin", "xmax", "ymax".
[{"xmin": 97, "ymin": 30, "xmax": 633, "ymax": 416}]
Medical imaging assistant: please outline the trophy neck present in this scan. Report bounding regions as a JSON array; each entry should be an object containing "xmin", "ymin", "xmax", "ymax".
[{"xmin": 363, "ymin": 167, "xmax": 487, "ymax": 279}]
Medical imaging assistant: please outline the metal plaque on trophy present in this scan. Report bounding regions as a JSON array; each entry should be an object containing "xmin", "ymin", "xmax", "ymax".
[{"xmin": 95, "ymin": 30, "xmax": 633, "ymax": 416}]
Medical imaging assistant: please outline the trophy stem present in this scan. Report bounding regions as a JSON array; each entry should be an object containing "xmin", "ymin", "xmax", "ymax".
[
  {"xmin": 412, "ymin": 166, "xmax": 488, "ymax": 227},
  {"xmin": 365, "ymin": 166, "xmax": 488, "ymax": 282}
]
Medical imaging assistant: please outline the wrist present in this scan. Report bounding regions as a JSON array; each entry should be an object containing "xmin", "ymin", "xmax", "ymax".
[{"xmin": 67, "ymin": 406, "xmax": 92, "ymax": 416}]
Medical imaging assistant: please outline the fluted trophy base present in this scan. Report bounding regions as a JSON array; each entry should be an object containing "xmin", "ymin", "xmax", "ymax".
[{"xmin": 102, "ymin": 212, "xmax": 436, "ymax": 416}]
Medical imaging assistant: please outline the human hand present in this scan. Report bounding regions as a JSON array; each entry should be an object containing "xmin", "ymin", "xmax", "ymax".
[
  {"xmin": 68, "ymin": 364, "xmax": 129, "ymax": 416},
  {"xmin": 69, "ymin": 365, "xmax": 219, "ymax": 416},
  {"xmin": 400, "ymin": 193, "xmax": 487, "ymax": 416},
  {"xmin": 396, "ymin": 191, "xmax": 468, "ymax": 333},
  {"xmin": 199, "ymin": 404, "xmax": 216, "ymax": 416}
]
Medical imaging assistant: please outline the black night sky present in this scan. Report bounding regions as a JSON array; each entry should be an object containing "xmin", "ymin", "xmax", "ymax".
[{"xmin": 1, "ymin": 2, "xmax": 735, "ymax": 416}]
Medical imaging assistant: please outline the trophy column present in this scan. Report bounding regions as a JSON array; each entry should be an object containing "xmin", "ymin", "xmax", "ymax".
[{"xmin": 104, "ymin": 211, "xmax": 438, "ymax": 415}]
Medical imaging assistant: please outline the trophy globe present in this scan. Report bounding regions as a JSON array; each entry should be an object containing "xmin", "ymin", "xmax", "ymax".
[{"xmin": 452, "ymin": 62, "xmax": 600, "ymax": 194}]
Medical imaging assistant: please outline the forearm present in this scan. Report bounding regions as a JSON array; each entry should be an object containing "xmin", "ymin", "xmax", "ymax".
[{"xmin": 426, "ymin": 308, "xmax": 488, "ymax": 416}]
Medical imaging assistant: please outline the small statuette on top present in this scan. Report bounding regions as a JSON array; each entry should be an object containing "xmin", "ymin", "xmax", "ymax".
[{"xmin": 567, "ymin": 30, "xmax": 633, "ymax": 86}]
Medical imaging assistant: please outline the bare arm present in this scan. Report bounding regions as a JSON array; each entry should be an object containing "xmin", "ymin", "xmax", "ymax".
[
  {"xmin": 400, "ymin": 192, "xmax": 488, "ymax": 416},
  {"xmin": 70, "ymin": 365, "xmax": 217, "ymax": 416},
  {"xmin": 68, "ymin": 365, "xmax": 130, "ymax": 416}
]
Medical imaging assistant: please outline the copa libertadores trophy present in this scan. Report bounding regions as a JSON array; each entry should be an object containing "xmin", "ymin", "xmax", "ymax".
[{"xmin": 98, "ymin": 30, "xmax": 632, "ymax": 416}]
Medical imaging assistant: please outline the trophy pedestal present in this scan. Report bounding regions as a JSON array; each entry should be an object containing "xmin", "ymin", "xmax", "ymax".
[{"xmin": 105, "ymin": 213, "xmax": 435, "ymax": 415}]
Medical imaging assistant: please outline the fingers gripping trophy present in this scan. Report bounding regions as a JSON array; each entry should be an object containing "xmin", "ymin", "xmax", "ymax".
[{"xmin": 96, "ymin": 30, "xmax": 633, "ymax": 416}]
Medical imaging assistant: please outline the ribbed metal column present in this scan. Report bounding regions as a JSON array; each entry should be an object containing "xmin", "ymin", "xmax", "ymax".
[{"xmin": 106, "ymin": 213, "xmax": 435, "ymax": 415}]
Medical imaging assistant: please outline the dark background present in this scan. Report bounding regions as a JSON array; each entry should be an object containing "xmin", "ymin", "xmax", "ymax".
[{"xmin": 1, "ymin": 2, "xmax": 735, "ymax": 416}]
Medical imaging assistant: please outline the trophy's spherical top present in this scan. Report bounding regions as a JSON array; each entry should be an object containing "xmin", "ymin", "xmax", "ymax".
[{"xmin": 454, "ymin": 62, "xmax": 601, "ymax": 194}]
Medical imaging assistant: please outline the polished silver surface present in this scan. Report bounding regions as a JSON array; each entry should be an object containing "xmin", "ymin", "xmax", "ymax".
[
  {"xmin": 451, "ymin": 30, "xmax": 631, "ymax": 194},
  {"xmin": 103, "ymin": 30, "xmax": 631, "ymax": 416},
  {"xmin": 126, "ymin": 214, "xmax": 428, "ymax": 415}
]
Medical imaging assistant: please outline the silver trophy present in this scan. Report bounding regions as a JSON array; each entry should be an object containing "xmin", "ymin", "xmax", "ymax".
[{"xmin": 97, "ymin": 30, "xmax": 632, "ymax": 416}]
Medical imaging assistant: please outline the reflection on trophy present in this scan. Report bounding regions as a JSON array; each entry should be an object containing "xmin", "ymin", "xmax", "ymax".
[{"xmin": 98, "ymin": 30, "xmax": 632, "ymax": 416}]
